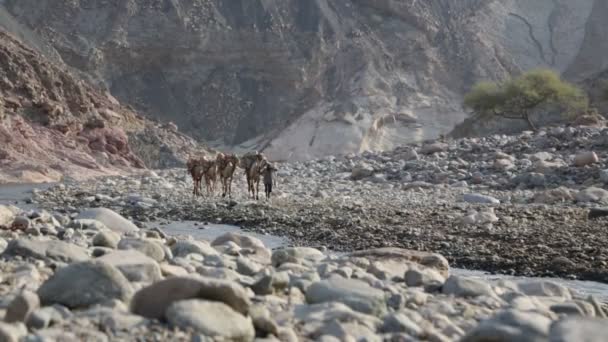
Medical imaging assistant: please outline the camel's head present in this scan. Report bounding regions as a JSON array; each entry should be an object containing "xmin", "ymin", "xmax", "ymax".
[
  {"xmin": 229, "ymin": 154, "xmax": 240, "ymax": 165},
  {"xmin": 186, "ymin": 158, "xmax": 198, "ymax": 171},
  {"xmin": 215, "ymin": 153, "xmax": 225, "ymax": 163}
]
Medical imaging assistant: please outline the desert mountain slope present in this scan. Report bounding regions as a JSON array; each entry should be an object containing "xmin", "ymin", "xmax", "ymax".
[
  {"xmin": 0, "ymin": 30, "xmax": 202, "ymax": 183},
  {"xmin": 1, "ymin": 0, "xmax": 607, "ymax": 160}
]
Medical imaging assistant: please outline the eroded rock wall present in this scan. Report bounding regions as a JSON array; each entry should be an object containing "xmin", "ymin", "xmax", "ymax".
[{"xmin": 1, "ymin": 0, "xmax": 605, "ymax": 160}]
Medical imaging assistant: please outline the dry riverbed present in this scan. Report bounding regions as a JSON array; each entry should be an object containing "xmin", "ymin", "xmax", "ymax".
[{"xmin": 2, "ymin": 126, "xmax": 608, "ymax": 340}]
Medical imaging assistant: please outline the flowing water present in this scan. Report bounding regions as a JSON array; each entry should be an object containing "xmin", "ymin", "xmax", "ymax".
[
  {"xmin": 0, "ymin": 182, "xmax": 55, "ymax": 208},
  {"xmin": 153, "ymin": 221, "xmax": 289, "ymax": 250},
  {"xmin": 452, "ymin": 269, "xmax": 608, "ymax": 301}
]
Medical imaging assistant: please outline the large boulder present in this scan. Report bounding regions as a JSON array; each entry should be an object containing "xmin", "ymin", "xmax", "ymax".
[
  {"xmin": 514, "ymin": 281, "xmax": 572, "ymax": 300},
  {"xmin": 5, "ymin": 290, "xmax": 40, "ymax": 323},
  {"xmin": 461, "ymin": 208, "xmax": 499, "ymax": 226},
  {"xmin": 131, "ymin": 276, "xmax": 251, "ymax": 319},
  {"xmin": 576, "ymin": 187, "xmax": 608, "ymax": 204},
  {"xmin": 97, "ymin": 250, "xmax": 162, "ymax": 283},
  {"xmin": 92, "ymin": 231, "xmax": 120, "ymax": 249},
  {"xmin": 442, "ymin": 276, "xmax": 495, "ymax": 298},
  {"xmin": 2, "ymin": 238, "xmax": 89, "ymax": 263},
  {"xmin": 305, "ymin": 276, "xmax": 387, "ymax": 315},
  {"xmin": 461, "ymin": 310, "xmax": 551, "ymax": 342},
  {"xmin": 171, "ymin": 240, "xmax": 219, "ymax": 258},
  {"xmin": 38, "ymin": 260, "xmax": 133, "ymax": 308},
  {"xmin": 404, "ymin": 268, "xmax": 446, "ymax": 288},
  {"xmin": 0, "ymin": 322, "xmax": 27, "ymax": 342},
  {"xmin": 0, "ymin": 205, "xmax": 16, "ymax": 227},
  {"xmin": 118, "ymin": 238, "xmax": 165, "ymax": 261},
  {"xmin": 166, "ymin": 299, "xmax": 255, "ymax": 342},
  {"xmin": 573, "ymin": 151, "xmax": 599, "ymax": 167},
  {"xmin": 74, "ymin": 208, "xmax": 139, "ymax": 233},
  {"xmin": 211, "ymin": 233, "xmax": 271, "ymax": 264},
  {"xmin": 463, "ymin": 193, "xmax": 500, "ymax": 205},
  {"xmin": 549, "ymin": 317, "xmax": 608, "ymax": 342},
  {"xmin": 271, "ymin": 247, "xmax": 325, "ymax": 267},
  {"xmin": 349, "ymin": 247, "xmax": 449, "ymax": 278}
]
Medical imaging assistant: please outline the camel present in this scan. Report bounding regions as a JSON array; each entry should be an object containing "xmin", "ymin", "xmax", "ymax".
[
  {"xmin": 216, "ymin": 153, "xmax": 240, "ymax": 198},
  {"xmin": 201, "ymin": 156, "xmax": 218, "ymax": 196},
  {"xmin": 187, "ymin": 157, "xmax": 205, "ymax": 197},
  {"xmin": 240, "ymin": 151, "xmax": 261, "ymax": 199}
]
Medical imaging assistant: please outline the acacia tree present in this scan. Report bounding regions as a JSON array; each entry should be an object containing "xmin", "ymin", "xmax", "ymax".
[{"xmin": 464, "ymin": 69, "xmax": 588, "ymax": 131}]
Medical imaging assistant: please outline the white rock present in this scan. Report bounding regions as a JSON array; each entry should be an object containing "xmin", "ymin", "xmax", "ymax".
[
  {"xmin": 461, "ymin": 310, "xmax": 551, "ymax": 342},
  {"xmin": 576, "ymin": 187, "xmax": 608, "ymax": 204},
  {"xmin": 530, "ymin": 152, "xmax": 554, "ymax": 162},
  {"xmin": 166, "ymin": 299, "xmax": 255, "ymax": 341},
  {"xmin": 0, "ymin": 322, "xmax": 27, "ymax": 342},
  {"xmin": 0, "ymin": 205, "xmax": 16, "ymax": 227},
  {"xmin": 272, "ymin": 247, "xmax": 325, "ymax": 267},
  {"xmin": 404, "ymin": 268, "xmax": 445, "ymax": 288},
  {"xmin": 533, "ymin": 187, "xmax": 576, "ymax": 204},
  {"xmin": 494, "ymin": 158, "xmax": 515, "ymax": 171},
  {"xmin": 5, "ymin": 290, "xmax": 40, "ymax": 323},
  {"xmin": 131, "ymin": 276, "xmax": 251, "ymax": 319},
  {"xmin": 2, "ymin": 238, "xmax": 89, "ymax": 263},
  {"xmin": 92, "ymin": 231, "xmax": 121, "ymax": 248},
  {"xmin": 118, "ymin": 238, "xmax": 165, "ymax": 261},
  {"xmin": 549, "ymin": 317, "xmax": 608, "ymax": 342},
  {"xmin": 97, "ymin": 250, "xmax": 162, "ymax": 283},
  {"xmin": 461, "ymin": 208, "xmax": 499, "ymax": 225},
  {"xmin": 75, "ymin": 208, "xmax": 139, "ymax": 233},
  {"xmin": 515, "ymin": 281, "xmax": 572, "ymax": 300},
  {"xmin": 305, "ymin": 275, "xmax": 387, "ymax": 315},
  {"xmin": 171, "ymin": 240, "xmax": 219, "ymax": 258},
  {"xmin": 442, "ymin": 276, "xmax": 495, "ymax": 298},
  {"xmin": 599, "ymin": 169, "xmax": 608, "ymax": 183},
  {"xmin": 574, "ymin": 151, "xmax": 599, "ymax": 167},
  {"xmin": 463, "ymin": 193, "xmax": 500, "ymax": 205},
  {"xmin": 38, "ymin": 260, "xmax": 133, "ymax": 309}
]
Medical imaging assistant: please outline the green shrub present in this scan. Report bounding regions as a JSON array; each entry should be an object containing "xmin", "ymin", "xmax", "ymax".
[{"xmin": 464, "ymin": 69, "xmax": 588, "ymax": 130}]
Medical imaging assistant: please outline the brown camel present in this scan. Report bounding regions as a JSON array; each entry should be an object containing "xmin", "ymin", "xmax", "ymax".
[
  {"xmin": 217, "ymin": 153, "xmax": 240, "ymax": 198},
  {"xmin": 240, "ymin": 151, "xmax": 261, "ymax": 199},
  {"xmin": 201, "ymin": 156, "xmax": 218, "ymax": 196},
  {"xmin": 187, "ymin": 157, "xmax": 205, "ymax": 197}
]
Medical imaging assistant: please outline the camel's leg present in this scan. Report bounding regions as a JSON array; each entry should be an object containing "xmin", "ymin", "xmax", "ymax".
[
  {"xmin": 228, "ymin": 177, "xmax": 233, "ymax": 198},
  {"xmin": 222, "ymin": 178, "xmax": 227, "ymax": 198},
  {"xmin": 246, "ymin": 175, "xmax": 251, "ymax": 198}
]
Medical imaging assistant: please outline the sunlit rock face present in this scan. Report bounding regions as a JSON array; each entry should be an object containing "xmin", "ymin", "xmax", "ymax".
[{"xmin": 2, "ymin": 0, "xmax": 605, "ymax": 160}]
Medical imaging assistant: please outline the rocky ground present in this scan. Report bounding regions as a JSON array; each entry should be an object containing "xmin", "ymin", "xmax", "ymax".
[
  {"xmin": 2, "ymin": 127, "xmax": 608, "ymax": 340},
  {"xmin": 0, "ymin": 198, "xmax": 608, "ymax": 341},
  {"xmin": 29, "ymin": 125, "xmax": 608, "ymax": 285}
]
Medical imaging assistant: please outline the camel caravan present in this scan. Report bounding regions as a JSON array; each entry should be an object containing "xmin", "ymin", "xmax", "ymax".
[{"xmin": 186, "ymin": 151, "xmax": 277, "ymax": 200}]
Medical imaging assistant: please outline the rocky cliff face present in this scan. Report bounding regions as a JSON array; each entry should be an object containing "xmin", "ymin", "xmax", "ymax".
[
  {"xmin": 1, "ymin": 0, "xmax": 606, "ymax": 160},
  {"xmin": 0, "ymin": 29, "xmax": 202, "ymax": 183}
]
